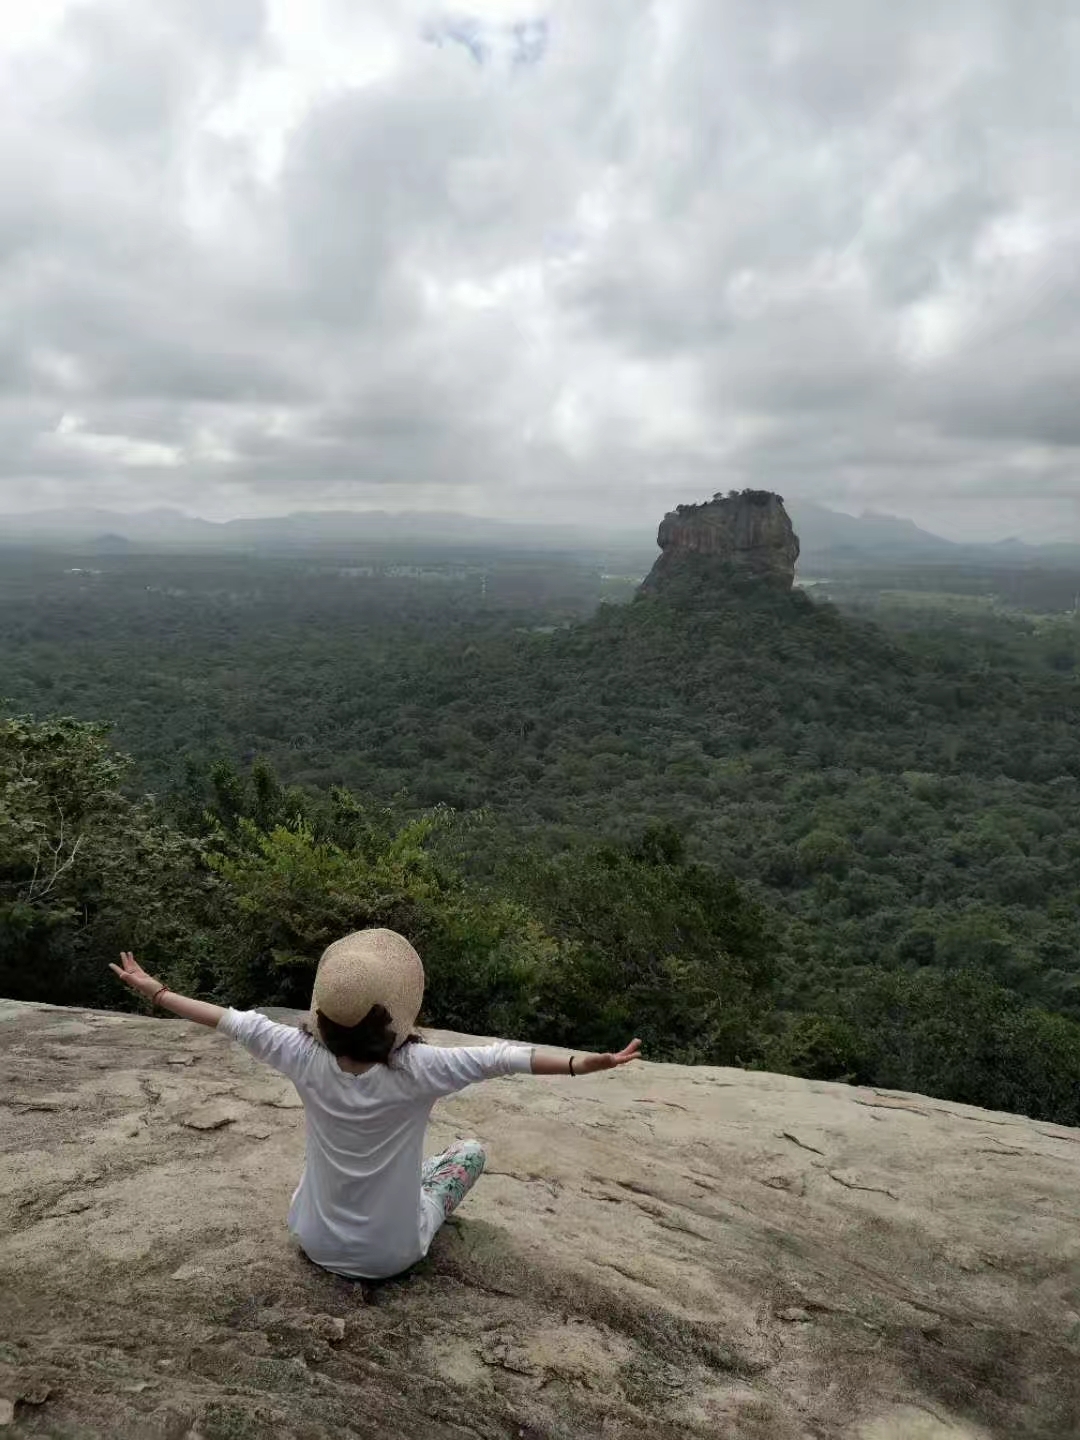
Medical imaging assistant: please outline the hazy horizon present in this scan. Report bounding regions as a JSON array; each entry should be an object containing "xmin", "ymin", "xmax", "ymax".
[
  {"xmin": 5, "ymin": 494, "xmax": 1079, "ymax": 553},
  {"xmin": 1, "ymin": 3, "xmax": 1079, "ymax": 545}
]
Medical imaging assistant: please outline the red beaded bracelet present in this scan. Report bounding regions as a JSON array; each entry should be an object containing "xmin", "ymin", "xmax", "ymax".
[{"xmin": 150, "ymin": 984, "xmax": 169, "ymax": 1007}]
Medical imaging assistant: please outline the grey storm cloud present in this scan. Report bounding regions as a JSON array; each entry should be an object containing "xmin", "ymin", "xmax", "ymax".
[{"xmin": 0, "ymin": 0, "xmax": 1078, "ymax": 539}]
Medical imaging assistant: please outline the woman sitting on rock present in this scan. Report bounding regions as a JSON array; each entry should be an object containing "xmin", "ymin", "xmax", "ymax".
[{"xmin": 111, "ymin": 929, "xmax": 640, "ymax": 1281}]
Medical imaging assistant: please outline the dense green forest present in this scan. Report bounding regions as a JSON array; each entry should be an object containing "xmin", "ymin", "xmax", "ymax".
[{"xmin": 2, "ymin": 543, "xmax": 1079, "ymax": 1123}]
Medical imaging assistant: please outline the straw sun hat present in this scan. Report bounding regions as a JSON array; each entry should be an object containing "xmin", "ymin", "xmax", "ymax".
[{"xmin": 308, "ymin": 929, "xmax": 425, "ymax": 1050}]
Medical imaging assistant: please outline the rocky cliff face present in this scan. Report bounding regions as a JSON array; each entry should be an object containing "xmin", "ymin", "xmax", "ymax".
[
  {"xmin": 641, "ymin": 489, "xmax": 800, "ymax": 596},
  {"xmin": 3, "ymin": 1000, "xmax": 1080, "ymax": 1439}
]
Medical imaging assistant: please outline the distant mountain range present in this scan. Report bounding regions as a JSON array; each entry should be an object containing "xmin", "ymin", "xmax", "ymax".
[
  {"xmin": 2, "ymin": 500, "xmax": 1079, "ymax": 567},
  {"xmin": 791, "ymin": 502, "xmax": 956, "ymax": 557},
  {"xmin": 0, "ymin": 506, "xmax": 623, "ymax": 556},
  {"xmin": 789, "ymin": 502, "xmax": 1080, "ymax": 567},
  {"xmin": 789, "ymin": 501, "xmax": 1080, "ymax": 565}
]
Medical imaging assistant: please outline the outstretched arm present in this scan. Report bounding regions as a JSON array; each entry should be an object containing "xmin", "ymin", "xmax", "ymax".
[
  {"xmin": 531, "ymin": 1039, "xmax": 642, "ymax": 1076},
  {"xmin": 109, "ymin": 952, "xmax": 225, "ymax": 1029},
  {"xmin": 401, "ymin": 1036, "xmax": 644, "ymax": 1099}
]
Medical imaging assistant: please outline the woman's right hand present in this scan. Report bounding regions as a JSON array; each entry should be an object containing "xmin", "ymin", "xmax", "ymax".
[{"xmin": 577, "ymin": 1039, "xmax": 642, "ymax": 1074}]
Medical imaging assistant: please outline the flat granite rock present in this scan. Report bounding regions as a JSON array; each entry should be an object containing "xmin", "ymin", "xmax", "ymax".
[{"xmin": 2, "ymin": 1001, "xmax": 1079, "ymax": 1439}]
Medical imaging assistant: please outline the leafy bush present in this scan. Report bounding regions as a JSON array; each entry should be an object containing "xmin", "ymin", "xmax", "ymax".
[
  {"xmin": 0, "ymin": 715, "xmax": 214, "ymax": 1006},
  {"xmin": 5, "ymin": 713, "xmax": 1080, "ymax": 1128},
  {"xmin": 840, "ymin": 969, "xmax": 1080, "ymax": 1124},
  {"xmin": 760, "ymin": 1013, "xmax": 867, "ymax": 1083},
  {"xmin": 512, "ymin": 826, "xmax": 775, "ymax": 1063}
]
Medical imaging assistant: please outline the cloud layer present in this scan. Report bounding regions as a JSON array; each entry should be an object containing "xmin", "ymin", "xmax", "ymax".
[{"xmin": 1, "ymin": 0, "xmax": 1078, "ymax": 540}]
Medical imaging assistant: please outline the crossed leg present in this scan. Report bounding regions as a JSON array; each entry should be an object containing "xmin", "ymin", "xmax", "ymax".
[{"xmin": 421, "ymin": 1139, "xmax": 487, "ymax": 1219}]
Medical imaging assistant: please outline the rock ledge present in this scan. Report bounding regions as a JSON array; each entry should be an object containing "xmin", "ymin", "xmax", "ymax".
[{"xmin": 2, "ymin": 1000, "xmax": 1079, "ymax": 1438}]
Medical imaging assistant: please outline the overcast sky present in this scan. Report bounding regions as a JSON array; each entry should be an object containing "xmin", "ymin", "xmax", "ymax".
[{"xmin": 1, "ymin": 0, "xmax": 1078, "ymax": 542}]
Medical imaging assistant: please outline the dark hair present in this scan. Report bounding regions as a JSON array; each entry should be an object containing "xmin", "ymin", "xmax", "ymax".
[{"xmin": 307, "ymin": 1003, "xmax": 420, "ymax": 1065}]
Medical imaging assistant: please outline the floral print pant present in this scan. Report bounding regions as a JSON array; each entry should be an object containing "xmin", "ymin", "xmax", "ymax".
[{"xmin": 421, "ymin": 1139, "xmax": 487, "ymax": 1219}]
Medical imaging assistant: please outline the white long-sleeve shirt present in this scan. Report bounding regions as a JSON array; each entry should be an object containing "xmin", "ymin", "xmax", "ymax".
[{"xmin": 218, "ymin": 1009, "xmax": 532, "ymax": 1279}]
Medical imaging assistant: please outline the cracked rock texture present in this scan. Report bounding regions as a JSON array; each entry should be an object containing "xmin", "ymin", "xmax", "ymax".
[
  {"xmin": 2, "ymin": 1001, "xmax": 1080, "ymax": 1439},
  {"xmin": 640, "ymin": 489, "xmax": 800, "ymax": 596}
]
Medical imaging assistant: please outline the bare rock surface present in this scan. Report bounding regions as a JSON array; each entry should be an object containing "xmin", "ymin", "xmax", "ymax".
[
  {"xmin": 2, "ymin": 1000, "xmax": 1080, "ymax": 1438},
  {"xmin": 641, "ymin": 489, "xmax": 800, "ymax": 596}
]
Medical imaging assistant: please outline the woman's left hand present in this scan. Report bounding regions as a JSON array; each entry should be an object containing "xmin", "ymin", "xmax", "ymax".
[{"xmin": 109, "ymin": 951, "xmax": 163, "ymax": 1001}]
